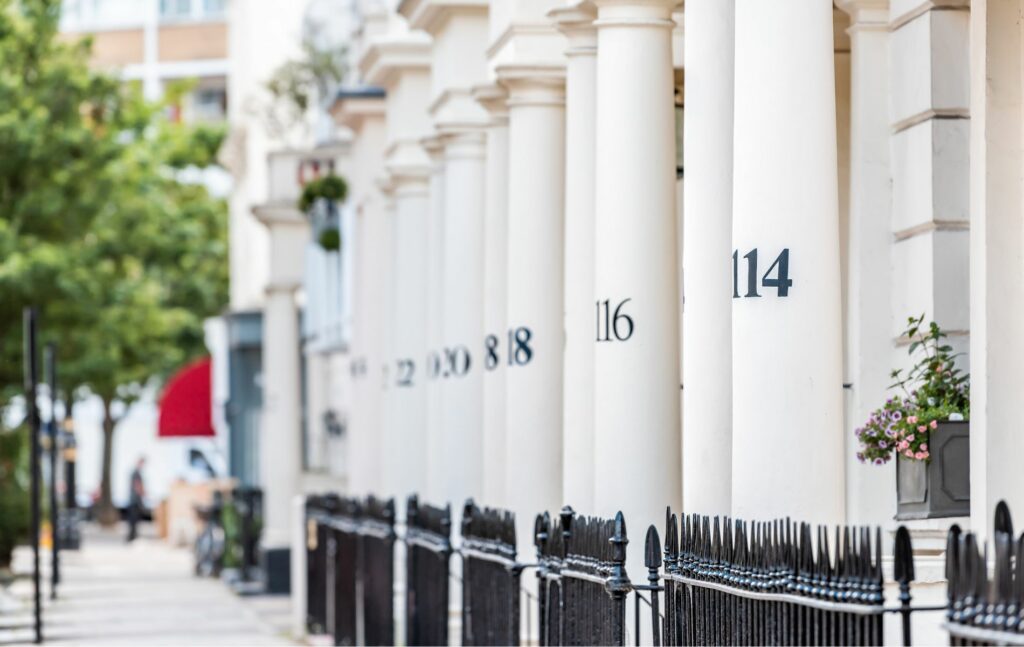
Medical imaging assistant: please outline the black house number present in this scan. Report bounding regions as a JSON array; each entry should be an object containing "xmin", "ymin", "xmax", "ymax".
[{"xmin": 732, "ymin": 248, "xmax": 792, "ymax": 298}]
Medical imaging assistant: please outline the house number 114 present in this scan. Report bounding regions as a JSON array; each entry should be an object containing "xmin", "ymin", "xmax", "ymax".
[{"xmin": 732, "ymin": 248, "xmax": 792, "ymax": 298}]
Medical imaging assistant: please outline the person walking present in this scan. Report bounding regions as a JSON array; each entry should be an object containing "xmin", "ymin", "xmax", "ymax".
[{"xmin": 126, "ymin": 456, "xmax": 146, "ymax": 542}]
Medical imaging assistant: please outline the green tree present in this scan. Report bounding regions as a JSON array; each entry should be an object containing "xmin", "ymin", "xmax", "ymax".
[{"xmin": 0, "ymin": 1, "xmax": 228, "ymax": 528}]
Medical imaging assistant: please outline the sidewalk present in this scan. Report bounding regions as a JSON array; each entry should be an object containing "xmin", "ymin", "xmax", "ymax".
[{"xmin": 1, "ymin": 523, "xmax": 297, "ymax": 646}]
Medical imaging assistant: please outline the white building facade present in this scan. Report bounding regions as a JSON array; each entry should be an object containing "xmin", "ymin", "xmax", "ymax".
[{"xmin": 232, "ymin": 0, "xmax": 1024, "ymax": 638}]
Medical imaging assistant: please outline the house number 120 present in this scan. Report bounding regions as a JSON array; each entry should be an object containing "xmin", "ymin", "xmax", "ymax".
[{"xmin": 732, "ymin": 248, "xmax": 792, "ymax": 298}]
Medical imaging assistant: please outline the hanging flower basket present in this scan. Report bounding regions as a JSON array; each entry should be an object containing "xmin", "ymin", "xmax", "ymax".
[
  {"xmin": 298, "ymin": 173, "xmax": 348, "ymax": 252},
  {"xmin": 855, "ymin": 315, "xmax": 970, "ymax": 519}
]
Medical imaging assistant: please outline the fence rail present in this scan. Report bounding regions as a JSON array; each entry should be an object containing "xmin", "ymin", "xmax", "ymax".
[
  {"xmin": 406, "ymin": 495, "xmax": 452, "ymax": 647},
  {"xmin": 302, "ymin": 493, "xmax": 1024, "ymax": 646},
  {"xmin": 305, "ymin": 494, "xmax": 395, "ymax": 646},
  {"xmin": 461, "ymin": 500, "xmax": 520, "ymax": 646}
]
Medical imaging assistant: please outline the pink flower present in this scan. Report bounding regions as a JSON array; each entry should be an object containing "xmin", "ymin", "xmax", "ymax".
[
  {"xmin": 907, "ymin": 434, "xmax": 915, "ymax": 442},
  {"xmin": 920, "ymin": 443, "xmax": 928, "ymax": 451},
  {"xmin": 929, "ymin": 420, "xmax": 938, "ymax": 430},
  {"xmin": 907, "ymin": 415, "xmax": 918, "ymax": 424},
  {"xmin": 917, "ymin": 425, "xmax": 927, "ymax": 433},
  {"xmin": 915, "ymin": 452, "xmax": 925, "ymax": 459},
  {"xmin": 905, "ymin": 450, "xmax": 914, "ymax": 458},
  {"xmin": 920, "ymin": 451, "xmax": 930, "ymax": 459}
]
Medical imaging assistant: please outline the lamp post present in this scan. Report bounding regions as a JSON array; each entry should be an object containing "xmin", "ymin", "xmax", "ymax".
[{"xmin": 45, "ymin": 343, "xmax": 59, "ymax": 596}]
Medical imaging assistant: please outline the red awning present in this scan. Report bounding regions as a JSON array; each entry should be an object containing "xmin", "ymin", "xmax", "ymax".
[{"xmin": 158, "ymin": 357, "xmax": 214, "ymax": 438}]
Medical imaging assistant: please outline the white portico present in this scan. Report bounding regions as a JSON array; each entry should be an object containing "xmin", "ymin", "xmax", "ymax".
[
  {"xmin": 400, "ymin": 0, "xmax": 491, "ymax": 511},
  {"xmin": 361, "ymin": 21, "xmax": 434, "ymax": 503}
]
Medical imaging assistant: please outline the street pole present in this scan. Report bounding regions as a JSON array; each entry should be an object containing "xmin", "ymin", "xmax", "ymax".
[
  {"xmin": 23, "ymin": 308, "xmax": 42, "ymax": 644},
  {"xmin": 45, "ymin": 343, "xmax": 60, "ymax": 596}
]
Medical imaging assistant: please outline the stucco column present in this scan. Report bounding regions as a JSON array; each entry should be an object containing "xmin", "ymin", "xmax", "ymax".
[
  {"xmin": 499, "ymin": 64, "xmax": 566, "ymax": 539},
  {"xmin": 837, "ymin": 0, "xmax": 894, "ymax": 526},
  {"xmin": 592, "ymin": 0, "xmax": 681, "ymax": 540},
  {"xmin": 254, "ymin": 206, "xmax": 307, "ymax": 560},
  {"xmin": 261, "ymin": 284, "xmax": 302, "ymax": 545},
  {"xmin": 440, "ymin": 131, "xmax": 488, "ymax": 506},
  {"xmin": 680, "ymin": 0, "xmax": 734, "ymax": 516},
  {"xmin": 731, "ymin": 0, "xmax": 844, "ymax": 523},
  {"xmin": 387, "ymin": 172, "xmax": 430, "ymax": 499},
  {"xmin": 970, "ymin": 0, "xmax": 1024, "ymax": 534},
  {"xmin": 421, "ymin": 134, "xmax": 448, "ymax": 503},
  {"xmin": 474, "ymin": 85, "xmax": 510, "ymax": 507},
  {"xmin": 551, "ymin": 1, "xmax": 597, "ymax": 512}
]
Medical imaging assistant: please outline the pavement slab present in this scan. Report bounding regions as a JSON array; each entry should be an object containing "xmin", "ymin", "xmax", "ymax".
[{"xmin": 0, "ymin": 523, "xmax": 297, "ymax": 646}]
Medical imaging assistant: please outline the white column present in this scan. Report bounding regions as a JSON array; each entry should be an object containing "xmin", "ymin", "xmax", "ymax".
[
  {"xmin": 474, "ymin": 85, "xmax": 510, "ymax": 507},
  {"xmin": 422, "ymin": 135, "xmax": 448, "ymax": 503},
  {"xmin": 592, "ymin": 0, "xmax": 681, "ymax": 541},
  {"xmin": 261, "ymin": 283, "xmax": 302, "ymax": 548},
  {"xmin": 551, "ymin": 1, "xmax": 597, "ymax": 512},
  {"xmin": 254, "ymin": 204, "xmax": 308, "ymax": 550},
  {"xmin": 376, "ymin": 179, "xmax": 399, "ymax": 497},
  {"xmin": 680, "ymin": 0, "xmax": 734, "ymax": 515},
  {"xmin": 389, "ymin": 173, "xmax": 430, "ymax": 498},
  {"xmin": 500, "ymin": 64, "xmax": 566, "ymax": 538},
  {"xmin": 731, "ymin": 0, "xmax": 844, "ymax": 523},
  {"xmin": 838, "ymin": 0, "xmax": 894, "ymax": 526},
  {"xmin": 969, "ymin": 0, "xmax": 1024, "ymax": 534},
  {"xmin": 440, "ymin": 131, "xmax": 487, "ymax": 506}
]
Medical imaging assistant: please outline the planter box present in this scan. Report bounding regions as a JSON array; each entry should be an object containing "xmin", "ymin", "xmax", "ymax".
[{"xmin": 896, "ymin": 421, "xmax": 970, "ymax": 520}]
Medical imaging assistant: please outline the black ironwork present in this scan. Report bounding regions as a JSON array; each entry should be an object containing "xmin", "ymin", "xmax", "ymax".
[
  {"xmin": 233, "ymin": 487, "xmax": 263, "ymax": 581},
  {"xmin": 406, "ymin": 495, "xmax": 452, "ymax": 647},
  {"xmin": 304, "ymin": 494, "xmax": 396, "ymax": 646},
  {"xmin": 305, "ymin": 493, "xmax": 334, "ymax": 635},
  {"xmin": 23, "ymin": 308, "xmax": 42, "ymax": 644},
  {"xmin": 945, "ymin": 500, "xmax": 1024, "ymax": 646},
  {"xmin": 44, "ymin": 343, "xmax": 59, "ymax": 598},
  {"xmin": 461, "ymin": 499, "xmax": 520, "ymax": 646},
  {"xmin": 652, "ymin": 509, "xmax": 888, "ymax": 646},
  {"xmin": 361, "ymin": 496, "xmax": 396, "ymax": 647},
  {"xmin": 535, "ymin": 506, "xmax": 630, "ymax": 646}
]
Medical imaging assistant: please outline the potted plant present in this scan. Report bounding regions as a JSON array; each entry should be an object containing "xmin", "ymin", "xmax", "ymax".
[
  {"xmin": 298, "ymin": 173, "xmax": 347, "ymax": 252},
  {"xmin": 855, "ymin": 315, "xmax": 970, "ymax": 520}
]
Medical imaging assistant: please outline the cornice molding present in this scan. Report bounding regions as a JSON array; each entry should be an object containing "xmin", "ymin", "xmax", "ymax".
[
  {"xmin": 398, "ymin": 0, "xmax": 488, "ymax": 35},
  {"xmin": 359, "ymin": 34, "xmax": 433, "ymax": 87},
  {"xmin": 252, "ymin": 203, "xmax": 308, "ymax": 228}
]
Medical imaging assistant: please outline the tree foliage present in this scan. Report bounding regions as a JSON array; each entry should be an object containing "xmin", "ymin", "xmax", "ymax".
[{"xmin": 0, "ymin": 0, "xmax": 228, "ymax": 526}]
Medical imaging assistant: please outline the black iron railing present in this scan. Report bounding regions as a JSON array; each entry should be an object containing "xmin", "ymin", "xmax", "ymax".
[
  {"xmin": 945, "ymin": 501, "xmax": 1024, "ymax": 646},
  {"xmin": 304, "ymin": 494, "xmax": 396, "ymax": 646},
  {"xmin": 302, "ymin": 492, "xmax": 983, "ymax": 647},
  {"xmin": 535, "ymin": 507, "xmax": 630, "ymax": 646},
  {"xmin": 461, "ymin": 500, "xmax": 520, "ymax": 646},
  {"xmin": 406, "ymin": 495, "xmax": 452, "ymax": 647},
  {"xmin": 649, "ymin": 510, "xmax": 887, "ymax": 646}
]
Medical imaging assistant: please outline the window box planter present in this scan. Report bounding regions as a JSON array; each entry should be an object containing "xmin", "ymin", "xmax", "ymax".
[{"xmin": 895, "ymin": 421, "xmax": 970, "ymax": 520}]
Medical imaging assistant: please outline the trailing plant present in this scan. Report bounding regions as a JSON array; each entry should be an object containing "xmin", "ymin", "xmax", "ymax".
[
  {"xmin": 298, "ymin": 174, "xmax": 347, "ymax": 213},
  {"xmin": 298, "ymin": 173, "xmax": 347, "ymax": 252},
  {"xmin": 856, "ymin": 315, "xmax": 970, "ymax": 465}
]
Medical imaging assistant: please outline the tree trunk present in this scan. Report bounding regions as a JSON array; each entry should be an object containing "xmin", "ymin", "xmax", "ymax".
[{"xmin": 96, "ymin": 398, "xmax": 119, "ymax": 526}]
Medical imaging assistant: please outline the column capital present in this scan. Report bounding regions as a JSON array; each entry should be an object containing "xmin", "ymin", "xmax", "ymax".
[
  {"xmin": 420, "ymin": 132, "xmax": 448, "ymax": 163},
  {"xmin": 441, "ymin": 129, "xmax": 487, "ymax": 160},
  {"xmin": 496, "ymin": 64, "xmax": 566, "ymax": 108},
  {"xmin": 472, "ymin": 83, "xmax": 509, "ymax": 124},
  {"xmin": 550, "ymin": 1, "xmax": 597, "ymax": 55},
  {"xmin": 252, "ymin": 203, "xmax": 307, "ymax": 231},
  {"xmin": 265, "ymin": 280, "xmax": 301, "ymax": 296},
  {"xmin": 592, "ymin": 0, "xmax": 677, "ymax": 28},
  {"xmin": 835, "ymin": 0, "xmax": 888, "ymax": 30}
]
